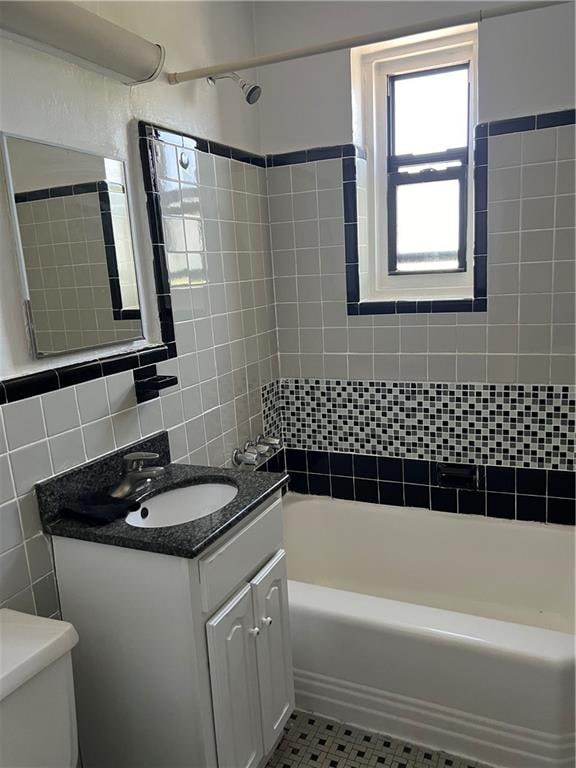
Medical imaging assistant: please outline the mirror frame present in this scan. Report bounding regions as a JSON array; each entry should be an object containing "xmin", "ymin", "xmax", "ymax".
[
  {"xmin": 0, "ymin": 126, "xmax": 176, "ymax": 405},
  {"xmin": 1, "ymin": 132, "xmax": 146, "ymax": 358}
]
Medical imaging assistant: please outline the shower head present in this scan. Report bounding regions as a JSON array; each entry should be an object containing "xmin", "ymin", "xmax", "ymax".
[
  {"xmin": 207, "ymin": 72, "xmax": 262, "ymax": 105},
  {"xmin": 242, "ymin": 81, "xmax": 262, "ymax": 105}
]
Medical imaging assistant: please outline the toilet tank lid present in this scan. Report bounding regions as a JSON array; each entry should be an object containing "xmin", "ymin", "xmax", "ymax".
[{"xmin": 0, "ymin": 609, "xmax": 79, "ymax": 701}]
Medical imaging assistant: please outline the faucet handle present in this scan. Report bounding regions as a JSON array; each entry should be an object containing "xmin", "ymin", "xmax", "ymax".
[
  {"xmin": 257, "ymin": 434, "xmax": 282, "ymax": 449},
  {"xmin": 244, "ymin": 440, "xmax": 270, "ymax": 456},
  {"xmin": 232, "ymin": 449, "xmax": 258, "ymax": 466},
  {"xmin": 123, "ymin": 452, "xmax": 160, "ymax": 472}
]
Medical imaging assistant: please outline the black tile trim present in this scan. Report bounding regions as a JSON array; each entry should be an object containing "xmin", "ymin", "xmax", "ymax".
[
  {"xmin": 14, "ymin": 180, "xmax": 121, "ymax": 204},
  {"xmin": 266, "ymin": 144, "xmax": 366, "ymax": 167},
  {"xmin": 476, "ymin": 108, "xmax": 575, "ymax": 137},
  {"xmin": 0, "ymin": 343, "xmax": 176, "ymax": 404},
  {"xmin": 536, "ymin": 109, "xmax": 576, "ymax": 129},
  {"xmin": 343, "ymin": 108, "xmax": 575, "ymax": 317},
  {"xmin": 97, "ymin": 187, "xmax": 143, "ymax": 323},
  {"xmin": 283, "ymin": 449, "xmax": 575, "ymax": 526},
  {"xmin": 488, "ymin": 115, "xmax": 536, "ymax": 135},
  {"xmin": 138, "ymin": 121, "xmax": 265, "ymax": 167}
]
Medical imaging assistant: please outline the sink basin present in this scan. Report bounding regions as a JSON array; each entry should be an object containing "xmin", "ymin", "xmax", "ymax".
[{"xmin": 125, "ymin": 482, "xmax": 238, "ymax": 528}]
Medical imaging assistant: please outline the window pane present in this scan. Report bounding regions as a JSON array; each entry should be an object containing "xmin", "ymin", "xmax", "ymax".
[
  {"xmin": 398, "ymin": 161, "xmax": 461, "ymax": 174},
  {"xmin": 393, "ymin": 67, "xmax": 469, "ymax": 155},
  {"xmin": 395, "ymin": 178, "xmax": 460, "ymax": 272}
]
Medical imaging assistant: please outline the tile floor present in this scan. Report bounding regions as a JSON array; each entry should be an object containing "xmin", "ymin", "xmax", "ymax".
[{"xmin": 267, "ymin": 710, "xmax": 496, "ymax": 768}]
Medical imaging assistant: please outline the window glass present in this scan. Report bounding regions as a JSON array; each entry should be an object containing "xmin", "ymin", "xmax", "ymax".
[
  {"xmin": 395, "ymin": 178, "xmax": 460, "ymax": 272},
  {"xmin": 392, "ymin": 67, "xmax": 469, "ymax": 155}
]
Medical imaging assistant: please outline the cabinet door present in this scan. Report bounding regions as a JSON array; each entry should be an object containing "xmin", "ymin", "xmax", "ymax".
[
  {"xmin": 250, "ymin": 549, "xmax": 295, "ymax": 753},
  {"xmin": 206, "ymin": 584, "xmax": 264, "ymax": 768}
]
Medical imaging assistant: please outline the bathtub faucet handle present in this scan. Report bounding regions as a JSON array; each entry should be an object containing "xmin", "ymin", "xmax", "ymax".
[
  {"xmin": 244, "ymin": 440, "xmax": 270, "ymax": 456},
  {"xmin": 262, "ymin": 616, "xmax": 273, "ymax": 626},
  {"xmin": 257, "ymin": 434, "xmax": 282, "ymax": 449},
  {"xmin": 232, "ymin": 449, "xmax": 258, "ymax": 467}
]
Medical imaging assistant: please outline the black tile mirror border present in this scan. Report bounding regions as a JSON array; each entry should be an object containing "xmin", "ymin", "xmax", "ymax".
[{"xmin": 0, "ymin": 124, "xmax": 179, "ymax": 406}]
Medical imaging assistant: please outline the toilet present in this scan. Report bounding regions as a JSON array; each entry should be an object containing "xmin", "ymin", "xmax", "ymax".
[{"xmin": 0, "ymin": 608, "xmax": 79, "ymax": 768}]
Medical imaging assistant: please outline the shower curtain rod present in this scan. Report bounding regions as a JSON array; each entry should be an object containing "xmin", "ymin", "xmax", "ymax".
[{"xmin": 168, "ymin": 1, "xmax": 568, "ymax": 85}]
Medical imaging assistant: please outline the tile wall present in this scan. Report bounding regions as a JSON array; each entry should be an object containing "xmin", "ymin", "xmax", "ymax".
[
  {"xmin": 0, "ymin": 131, "xmax": 278, "ymax": 615},
  {"xmin": 16, "ymin": 186, "xmax": 142, "ymax": 353},
  {"xmin": 1, "ymin": 115, "xmax": 574, "ymax": 614},
  {"xmin": 269, "ymin": 123, "xmax": 575, "ymax": 384},
  {"xmin": 262, "ymin": 116, "xmax": 575, "ymax": 525},
  {"xmin": 282, "ymin": 448, "xmax": 575, "ymax": 525}
]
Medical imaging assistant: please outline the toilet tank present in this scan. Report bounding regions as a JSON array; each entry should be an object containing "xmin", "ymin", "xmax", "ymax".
[{"xmin": 0, "ymin": 609, "xmax": 79, "ymax": 768}]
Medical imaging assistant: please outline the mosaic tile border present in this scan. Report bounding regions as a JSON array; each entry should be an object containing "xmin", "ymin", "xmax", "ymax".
[{"xmin": 262, "ymin": 379, "xmax": 575, "ymax": 471}]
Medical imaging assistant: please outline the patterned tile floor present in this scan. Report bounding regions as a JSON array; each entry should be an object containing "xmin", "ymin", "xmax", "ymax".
[{"xmin": 266, "ymin": 710, "xmax": 495, "ymax": 768}]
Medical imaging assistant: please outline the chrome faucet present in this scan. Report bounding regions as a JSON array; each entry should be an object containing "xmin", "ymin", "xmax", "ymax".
[
  {"xmin": 244, "ymin": 440, "xmax": 271, "ymax": 458},
  {"xmin": 110, "ymin": 452, "xmax": 166, "ymax": 499},
  {"xmin": 256, "ymin": 434, "xmax": 282, "ymax": 450}
]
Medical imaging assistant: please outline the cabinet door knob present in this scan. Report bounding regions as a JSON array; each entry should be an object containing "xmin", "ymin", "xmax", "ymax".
[
  {"xmin": 262, "ymin": 616, "xmax": 273, "ymax": 626},
  {"xmin": 248, "ymin": 627, "xmax": 260, "ymax": 637}
]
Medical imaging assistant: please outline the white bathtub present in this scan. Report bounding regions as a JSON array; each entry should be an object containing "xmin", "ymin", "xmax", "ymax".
[{"xmin": 283, "ymin": 493, "xmax": 575, "ymax": 768}]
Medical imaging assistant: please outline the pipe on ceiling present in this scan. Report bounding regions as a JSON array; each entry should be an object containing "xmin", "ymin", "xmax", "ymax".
[
  {"xmin": 167, "ymin": 1, "xmax": 569, "ymax": 85},
  {"xmin": 0, "ymin": 1, "xmax": 165, "ymax": 85}
]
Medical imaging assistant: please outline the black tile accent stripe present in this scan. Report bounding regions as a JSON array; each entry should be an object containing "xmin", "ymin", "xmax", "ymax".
[
  {"xmin": 138, "ymin": 121, "xmax": 266, "ymax": 167},
  {"xmin": 0, "ymin": 123, "xmax": 180, "ymax": 404},
  {"xmin": 266, "ymin": 144, "xmax": 365, "ymax": 167},
  {"xmin": 13, "ymin": 180, "xmax": 123, "ymax": 204},
  {"xmin": 477, "ymin": 108, "xmax": 576, "ymax": 136},
  {"xmin": 138, "ymin": 122, "xmax": 368, "ymax": 170},
  {"xmin": 281, "ymin": 448, "xmax": 575, "ymax": 526}
]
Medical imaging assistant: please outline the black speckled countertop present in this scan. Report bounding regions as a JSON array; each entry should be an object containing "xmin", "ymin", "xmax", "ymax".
[{"xmin": 36, "ymin": 432, "xmax": 288, "ymax": 560}]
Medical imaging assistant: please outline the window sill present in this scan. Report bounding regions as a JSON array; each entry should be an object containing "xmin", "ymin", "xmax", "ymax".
[{"xmin": 349, "ymin": 298, "xmax": 487, "ymax": 316}]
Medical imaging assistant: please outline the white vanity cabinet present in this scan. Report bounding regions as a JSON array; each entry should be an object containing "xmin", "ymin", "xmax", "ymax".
[
  {"xmin": 207, "ymin": 549, "xmax": 293, "ymax": 768},
  {"xmin": 52, "ymin": 491, "xmax": 293, "ymax": 768}
]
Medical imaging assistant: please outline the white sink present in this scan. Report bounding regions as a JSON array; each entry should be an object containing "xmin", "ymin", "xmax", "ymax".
[{"xmin": 125, "ymin": 482, "xmax": 238, "ymax": 528}]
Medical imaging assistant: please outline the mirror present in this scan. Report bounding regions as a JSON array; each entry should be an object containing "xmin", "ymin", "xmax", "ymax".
[{"xmin": 2, "ymin": 136, "xmax": 143, "ymax": 357}]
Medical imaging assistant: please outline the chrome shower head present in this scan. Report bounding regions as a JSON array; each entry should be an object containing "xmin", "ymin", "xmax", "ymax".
[
  {"xmin": 242, "ymin": 81, "xmax": 262, "ymax": 105},
  {"xmin": 207, "ymin": 72, "xmax": 262, "ymax": 105}
]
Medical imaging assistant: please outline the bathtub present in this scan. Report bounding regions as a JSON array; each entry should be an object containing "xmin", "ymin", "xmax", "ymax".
[{"xmin": 283, "ymin": 493, "xmax": 575, "ymax": 768}]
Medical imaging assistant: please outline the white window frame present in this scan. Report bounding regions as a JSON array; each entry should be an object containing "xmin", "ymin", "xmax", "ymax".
[{"xmin": 354, "ymin": 26, "xmax": 478, "ymax": 303}]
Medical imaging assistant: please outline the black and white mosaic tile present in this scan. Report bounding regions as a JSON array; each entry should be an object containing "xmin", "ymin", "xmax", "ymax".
[
  {"xmin": 267, "ymin": 710, "xmax": 494, "ymax": 768},
  {"xmin": 262, "ymin": 379, "xmax": 575, "ymax": 471},
  {"xmin": 262, "ymin": 380, "xmax": 283, "ymax": 440}
]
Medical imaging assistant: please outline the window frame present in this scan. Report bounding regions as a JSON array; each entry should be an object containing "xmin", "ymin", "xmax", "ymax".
[
  {"xmin": 387, "ymin": 63, "xmax": 470, "ymax": 276},
  {"xmin": 353, "ymin": 26, "xmax": 477, "ymax": 303}
]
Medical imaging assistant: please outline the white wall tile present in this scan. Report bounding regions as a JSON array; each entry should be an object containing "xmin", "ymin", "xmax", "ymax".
[
  {"xmin": 42, "ymin": 388, "xmax": 80, "ymax": 436},
  {"xmin": 0, "ymin": 500, "xmax": 23, "ymax": 554},
  {"xmin": 2, "ymin": 398, "xmax": 46, "ymax": 450},
  {"xmin": 0, "ymin": 545, "xmax": 30, "ymax": 603},
  {"xmin": 9, "ymin": 442, "xmax": 52, "ymax": 496}
]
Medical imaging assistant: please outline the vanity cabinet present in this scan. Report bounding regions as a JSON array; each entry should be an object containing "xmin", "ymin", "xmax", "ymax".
[
  {"xmin": 52, "ymin": 490, "xmax": 293, "ymax": 768},
  {"xmin": 207, "ymin": 549, "xmax": 293, "ymax": 768}
]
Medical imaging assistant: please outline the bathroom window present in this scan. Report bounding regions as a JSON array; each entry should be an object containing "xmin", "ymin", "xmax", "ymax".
[{"xmin": 353, "ymin": 26, "xmax": 477, "ymax": 301}]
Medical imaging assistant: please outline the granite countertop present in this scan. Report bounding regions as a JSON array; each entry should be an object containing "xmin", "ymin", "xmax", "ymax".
[{"xmin": 36, "ymin": 432, "xmax": 288, "ymax": 560}]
